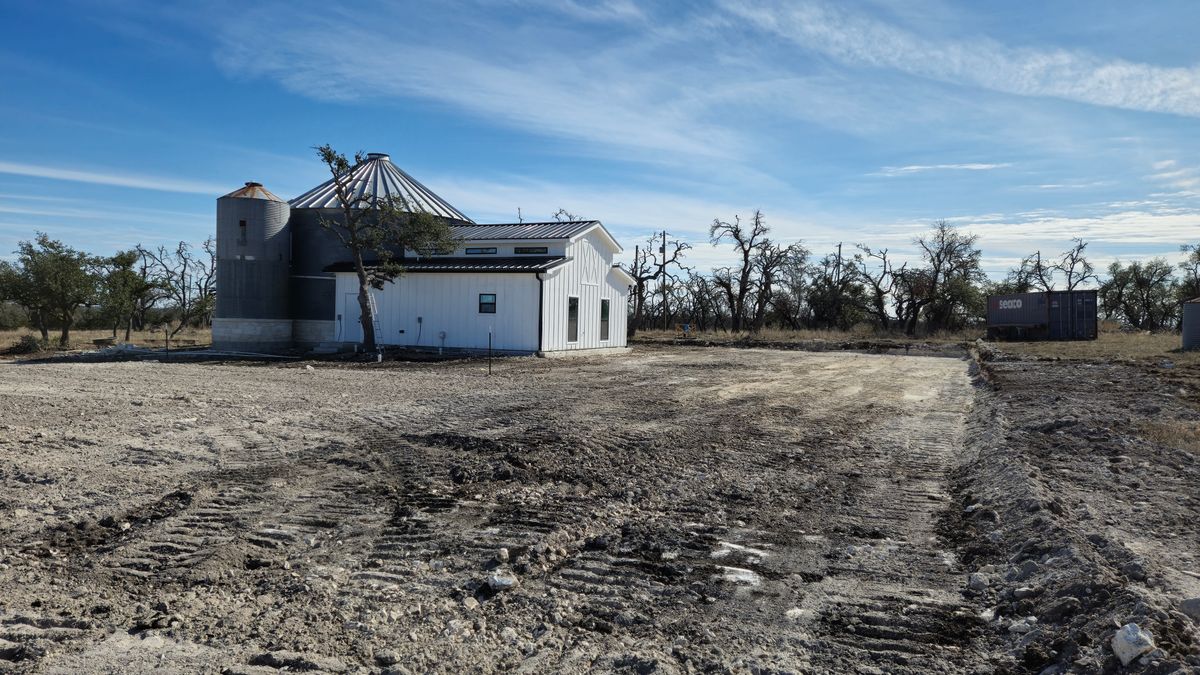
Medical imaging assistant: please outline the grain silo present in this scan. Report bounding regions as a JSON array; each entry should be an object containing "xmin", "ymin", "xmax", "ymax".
[
  {"xmin": 211, "ymin": 182, "xmax": 292, "ymax": 352},
  {"xmin": 1184, "ymin": 297, "xmax": 1200, "ymax": 351}
]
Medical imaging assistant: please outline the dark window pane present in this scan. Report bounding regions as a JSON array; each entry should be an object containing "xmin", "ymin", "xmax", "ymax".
[
  {"xmin": 479, "ymin": 293, "xmax": 496, "ymax": 313},
  {"xmin": 567, "ymin": 297, "xmax": 579, "ymax": 342},
  {"xmin": 514, "ymin": 246, "xmax": 548, "ymax": 254},
  {"xmin": 600, "ymin": 299, "xmax": 610, "ymax": 340},
  {"xmin": 466, "ymin": 247, "xmax": 497, "ymax": 254}
]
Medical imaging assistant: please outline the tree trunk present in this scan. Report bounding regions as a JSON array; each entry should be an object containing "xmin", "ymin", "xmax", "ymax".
[
  {"xmin": 35, "ymin": 310, "xmax": 49, "ymax": 342},
  {"xmin": 125, "ymin": 315, "xmax": 133, "ymax": 342},
  {"xmin": 356, "ymin": 260, "xmax": 376, "ymax": 351},
  {"xmin": 59, "ymin": 316, "xmax": 72, "ymax": 348}
]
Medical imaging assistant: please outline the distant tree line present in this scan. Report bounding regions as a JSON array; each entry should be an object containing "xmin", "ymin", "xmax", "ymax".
[
  {"xmin": 623, "ymin": 214, "xmax": 1200, "ymax": 337},
  {"xmin": 0, "ymin": 232, "xmax": 215, "ymax": 346}
]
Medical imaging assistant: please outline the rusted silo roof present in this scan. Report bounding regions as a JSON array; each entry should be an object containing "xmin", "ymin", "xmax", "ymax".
[
  {"xmin": 289, "ymin": 153, "xmax": 474, "ymax": 222},
  {"xmin": 222, "ymin": 182, "xmax": 284, "ymax": 201}
]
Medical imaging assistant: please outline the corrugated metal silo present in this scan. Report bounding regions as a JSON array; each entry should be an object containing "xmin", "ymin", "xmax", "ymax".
[
  {"xmin": 1184, "ymin": 298, "xmax": 1200, "ymax": 350},
  {"xmin": 212, "ymin": 182, "xmax": 292, "ymax": 351},
  {"xmin": 285, "ymin": 152, "xmax": 475, "ymax": 346}
]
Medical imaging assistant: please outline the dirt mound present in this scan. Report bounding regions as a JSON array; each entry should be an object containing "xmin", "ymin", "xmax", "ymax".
[{"xmin": 944, "ymin": 353, "xmax": 1200, "ymax": 671}]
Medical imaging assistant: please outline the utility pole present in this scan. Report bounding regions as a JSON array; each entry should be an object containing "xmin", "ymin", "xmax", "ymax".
[
  {"xmin": 834, "ymin": 242, "xmax": 843, "ymax": 328},
  {"xmin": 660, "ymin": 230, "xmax": 668, "ymax": 332}
]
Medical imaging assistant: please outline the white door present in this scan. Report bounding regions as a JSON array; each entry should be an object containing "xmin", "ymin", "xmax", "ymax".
[{"xmin": 341, "ymin": 293, "xmax": 362, "ymax": 343}]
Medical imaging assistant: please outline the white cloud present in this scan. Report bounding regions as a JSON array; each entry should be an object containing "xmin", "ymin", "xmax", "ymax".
[
  {"xmin": 512, "ymin": 0, "xmax": 646, "ymax": 23},
  {"xmin": 1146, "ymin": 160, "xmax": 1200, "ymax": 190},
  {"xmin": 723, "ymin": 0, "xmax": 1200, "ymax": 118},
  {"xmin": 1030, "ymin": 181, "xmax": 1111, "ymax": 190},
  {"xmin": 875, "ymin": 163, "xmax": 1011, "ymax": 176},
  {"xmin": 0, "ymin": 160, "xmax": 228, "ymax": 195}
]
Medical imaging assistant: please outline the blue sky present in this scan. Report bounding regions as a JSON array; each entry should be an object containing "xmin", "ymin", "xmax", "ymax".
[{"xmin": 1, "ymin": 0, "xmax": 1198, "ymax": 277}]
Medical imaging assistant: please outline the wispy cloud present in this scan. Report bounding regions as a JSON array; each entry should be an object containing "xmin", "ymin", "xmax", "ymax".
[
  {"xmin": 874, "ymin": 163, "xmax": 1011, "ymax": 176},
  {"xmin": 1030, "ymin": 181, "xmax": 1111, "ymax": 190},
  {"xmin": 512, "ymin": 0, "xmax": 646, "ymax": 23},
  {"xmin": 723, "ymin": 0, "xmax": 1200, "ymax": 118},
  {"xmin": 0, "ymin": 160, "xmax": 227, "ymax": 195},
  {"xmin": 214, "ymin": 7, "xmax": 740, "ymax": 164},
  {"xmin": 1146, "ymin": 159, "xmax": 1200, "ymax": 190}
]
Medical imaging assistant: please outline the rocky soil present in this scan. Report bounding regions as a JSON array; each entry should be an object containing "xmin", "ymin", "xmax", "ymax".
[
  {"xmin": 1, "ymin": 345, "xmax": 1197, "ymax": 673},
  {"xmin": 950, "ymin": 345, "xmax": 1200, "ymax": 673}
]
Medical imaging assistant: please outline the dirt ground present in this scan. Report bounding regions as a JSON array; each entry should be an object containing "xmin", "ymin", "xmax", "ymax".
[{"xmin": 0, "ymin": 345, "xmax": 1197, "ymax": 673}]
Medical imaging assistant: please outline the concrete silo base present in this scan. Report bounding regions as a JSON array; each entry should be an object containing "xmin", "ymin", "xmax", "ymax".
[
  {"xmin": 292, "ymin": 319, "xmax": 336, "ymax": 347},
  {"xmin": 212, "ymin": 318, "xmax": 294, "ymax": 353}
]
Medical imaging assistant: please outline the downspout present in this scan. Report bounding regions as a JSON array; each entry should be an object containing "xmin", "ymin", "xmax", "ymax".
[{"xmin": 536, "ymin": 272, "xmax": 545, "ymax": 356}]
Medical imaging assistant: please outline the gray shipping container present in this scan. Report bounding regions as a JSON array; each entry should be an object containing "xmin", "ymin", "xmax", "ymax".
[
  {"xmin": 986, "ymin": 290, "xmax": 1098, "ymax": 340},
  {"xmin": 1184, "ymin": 298, "xmax": 1200, "ymax": 350}
]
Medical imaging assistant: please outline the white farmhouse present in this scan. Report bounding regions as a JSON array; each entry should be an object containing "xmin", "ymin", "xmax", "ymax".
[{"xmin": 212, "ymin": 153, "xmax": 634, "ymax": 355}]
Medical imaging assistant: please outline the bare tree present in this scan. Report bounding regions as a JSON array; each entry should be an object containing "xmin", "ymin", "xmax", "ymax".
[
  {"xmin": 682, "ymin": 271, "xmax": 723, "ymax": 332},
  {"xmin": 623, "ymin": 233, "xmax": 689, "ymax": 336},
  {"xmin": 1057, "ymin": 238, "xmax": 1096, "ymax": 291},
  {"xmin": 710, "ymin": 211, "xmax": 770, "ymax": 333},
  {"xmin": 1016, "ymin": 251, "xmax": 1056, "ymax": 291},
  {"xmin": 137, "ymin": 237, "xmax": 216, "ymax": 337},
  {"xmin": 553, "ymin": 208, "xmax": 583, "ymax": 223},
  {"xmin": 710, "ymin": 211, "xmax": 804, "ymax": 334},
  {"xmin": 749, "ymin": 242, "xmax": 804, "ymax": 331},
  {"xmin": 853, "ymin": 245, "xmax": 904, "ymax": 331}
]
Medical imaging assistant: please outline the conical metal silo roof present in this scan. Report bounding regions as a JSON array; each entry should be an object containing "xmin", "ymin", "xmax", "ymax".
[
  {"xmin": 222, "ymin": 182, "xmax": 285, "ymax": 201},
  {"xmin": 289, "ymin": 153, "xmax": 474, "ymax": 222}
]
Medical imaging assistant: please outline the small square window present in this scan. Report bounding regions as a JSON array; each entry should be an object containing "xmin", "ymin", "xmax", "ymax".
[
  {"xmin": 514, "ymin": 246, "xmax": 548, "ymax": 255},
  {"xmin": 479, "ymin": 293, "xmax": 497, "ymax": 313},
  {"xmin": 466, "ymin": 247, "xmax": 497, "ymax": 255}
]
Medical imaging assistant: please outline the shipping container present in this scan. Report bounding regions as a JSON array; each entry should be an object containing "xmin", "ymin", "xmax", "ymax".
[
  {"xmin": 986, "ymin": 290, "xmax": 1098, "ymax": 340},
  {"xmin": 1184, "ymin": 298, "xmax": 1200, "ymax": 351}
]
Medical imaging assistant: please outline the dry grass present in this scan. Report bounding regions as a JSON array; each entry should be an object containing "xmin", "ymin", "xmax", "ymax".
[
  {"xmin": 0, "ymin": 327, "xmax": 212, "ymax": 353},
  {"xmin": 1140, "ymin": 420, "xmax": 1200, "ymax": 454},
  {"xmin": 998, "ymin": 331, "xmax": 1198, "ymax": 365},
  {"xmin": 634, "ymin": 326, "xmax": 976, "ymax": 344}
]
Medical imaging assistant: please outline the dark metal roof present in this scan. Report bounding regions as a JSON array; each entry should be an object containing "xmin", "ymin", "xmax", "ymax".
[
  {"xmin": 290, "ymin": 153, "xmax": 474, "ymax": 222},
  {"xmin": 324, "ymin": 256, "xmax": 571, "ymax": 274},
  {"xmin": 450, "ymin": 221, "xmax": 599, "ymax": 240},
  {"xmin": 221, "ymin": 182, "xmax": 284, "ymax": 201}
]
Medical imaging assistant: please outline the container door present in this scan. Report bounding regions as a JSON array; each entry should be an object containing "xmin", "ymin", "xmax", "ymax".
[
  {"xmin": 1074, "ymin": 293, "xmax": 1096, "ymax": 339},
  {"xmin": 1047, "ymin": 292, "xmax": 1064, "ymax": 339}
]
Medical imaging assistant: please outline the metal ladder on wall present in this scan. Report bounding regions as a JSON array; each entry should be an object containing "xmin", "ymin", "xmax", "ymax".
[{"xmin": 366, "ymin": 291, "xmax": 383, "ymax": 353}]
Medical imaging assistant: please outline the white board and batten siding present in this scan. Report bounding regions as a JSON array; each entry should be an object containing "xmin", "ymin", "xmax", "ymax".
[
  {"xmin": 540, "ymin": 229, "xmax": 628, "ymax": 352},
  {"xmin": 334, "ymin": 272, "xmax": 540, "ymax": 352},
  {"xmin": 332, "ymin": 225, "xmax": 630, "ymax": 354}
]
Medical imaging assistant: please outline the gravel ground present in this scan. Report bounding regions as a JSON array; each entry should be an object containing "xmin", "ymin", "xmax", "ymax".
[{"xmin": 1, "ymin": 345, "xmax": 1197, "ymax": 674}]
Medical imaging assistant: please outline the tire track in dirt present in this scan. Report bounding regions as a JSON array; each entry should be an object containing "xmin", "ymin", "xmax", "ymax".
[{"xmin": 794, "ymin": 370, "xmax": 984, "ymax": 673}]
